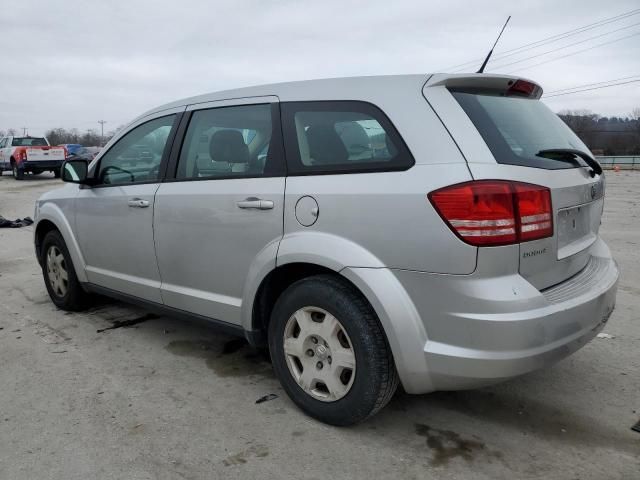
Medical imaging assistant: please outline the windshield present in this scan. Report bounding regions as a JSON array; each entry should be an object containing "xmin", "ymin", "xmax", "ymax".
[
  {"xmin": 451, "ymin": 91, "xmax": 589, "ymax": 170},
  {"xmin": 12, "ymin": 137, "xmax": 48, "ymax": 146}
]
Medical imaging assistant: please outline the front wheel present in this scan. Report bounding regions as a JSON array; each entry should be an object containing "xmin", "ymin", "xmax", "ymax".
[
  {"xmin": 41, "ymin": 230, "xmax": 90, "ymax": 311},
  {"xmin": 268, "ymin": 275, "xmax": 398, "ymax": 426}
]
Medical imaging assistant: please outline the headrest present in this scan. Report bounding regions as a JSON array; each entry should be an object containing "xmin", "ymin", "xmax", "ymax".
[
  {"xmin": 209, "ymin": 130, "xmax": 249, "ymax": 164},
  {"xmin": 305, "ymin": 124, "xmax": 348, "ymax": 165}
]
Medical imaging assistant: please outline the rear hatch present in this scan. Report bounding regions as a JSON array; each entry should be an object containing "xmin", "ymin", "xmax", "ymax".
[
  {"xmin": 423, "ymin": 74, "xmax": 605, "ymax": 290},
  {"xmin": 26, "ymin": 146, "xmax": 66, "ymax": 162}
]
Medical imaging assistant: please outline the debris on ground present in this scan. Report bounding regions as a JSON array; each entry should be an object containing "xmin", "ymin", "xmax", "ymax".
[
  {"xmin": 596, "ymin": 333, "xmax": 616, "ymax": 339},
  {"xmin": 96, "ymin": 313, "xmax": 159, "ymax": 333},
  {"xmin": 632, "ymin": 420, "xmax": 640, "ymax": 434},
  {"xmin": 255, "ymin": 394, "xmax": 278, "ymax": 404},
  {"xmin": 0, "ymin": 216, "xmax": 34, "ymax": 228}
]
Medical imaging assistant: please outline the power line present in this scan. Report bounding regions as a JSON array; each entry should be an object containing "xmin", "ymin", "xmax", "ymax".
[
  {"xmin": 483, "ymin": 11, "xmax": 640, "ymax": 65},
  {"xmin": 544, "ymin": 79, "xmax": 640, "ymax": 98},
  {"xmin": 505, "ymin": 31, "xmax": 640, "ymax": 74},
  {"xmin": 487, "ymin": 21, "xmax": 640, "ymax": 70},
  {"xmin": 445, "ymin": 8, "xmax": 640, "ymax": 71},
  {"xmin": 545, "ymin": 75, "xmax": 640, "ymax": 95}
]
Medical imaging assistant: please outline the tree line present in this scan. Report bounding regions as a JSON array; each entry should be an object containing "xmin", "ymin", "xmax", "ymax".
[
  {"xmin": 0, "ymin": 127, "xmax": 121, "ymax": 147},
  {"xmin": 558, "ymin": 108, "xmax": 640, "ymax": 156}
]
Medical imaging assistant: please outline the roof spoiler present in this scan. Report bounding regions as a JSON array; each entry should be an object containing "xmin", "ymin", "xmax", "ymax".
[{"xmin": 424, "ymin": 73, "xmax": 543, "ymax": 99}]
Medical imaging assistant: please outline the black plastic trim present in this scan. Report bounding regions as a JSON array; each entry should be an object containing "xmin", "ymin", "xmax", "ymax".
[
  {"xmin": 83, "ymin": 283, "xmax": 265, "ymax": 344},
  {"xmin": 165, "ymin": 111, "xmax": 192, "ymax": 179}
]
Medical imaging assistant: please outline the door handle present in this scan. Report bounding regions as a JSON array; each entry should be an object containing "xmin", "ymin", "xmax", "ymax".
[
  {"xmin": 128, "ymin": 198, "xmax": 150, "ymax": 208},
  {"xmin": 236, "ymin": 198, "xmax": 274, "ymax": 210}
]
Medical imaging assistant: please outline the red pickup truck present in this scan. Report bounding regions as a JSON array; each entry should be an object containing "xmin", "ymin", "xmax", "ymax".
[{"xmin": 0, "ymin": 136, "xmax": 67, "ymax": 180}]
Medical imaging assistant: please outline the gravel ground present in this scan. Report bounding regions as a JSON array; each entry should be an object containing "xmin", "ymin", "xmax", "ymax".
[{"xmin": 0, "ymin": 170, "xmax": 638, "ymax": 479}]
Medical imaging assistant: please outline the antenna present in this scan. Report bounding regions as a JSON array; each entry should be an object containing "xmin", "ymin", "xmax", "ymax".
[{"xmin": 477, "ymin": 16, "xmax": 511, "ymax": 73}]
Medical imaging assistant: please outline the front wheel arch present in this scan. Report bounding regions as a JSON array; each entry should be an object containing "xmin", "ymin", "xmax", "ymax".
[{"xmin": 35, "ymin": 220, "xmax": 60, "ymax": 265}]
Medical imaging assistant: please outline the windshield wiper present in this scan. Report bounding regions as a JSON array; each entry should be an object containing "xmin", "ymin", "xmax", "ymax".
[{"xmin": 536, "ymin": 149, "xmax": 602, "ymax": 177}]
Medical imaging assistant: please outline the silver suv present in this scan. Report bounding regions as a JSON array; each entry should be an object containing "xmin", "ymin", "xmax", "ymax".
[{"xmin": 34, "ymin": 74, "xmax": 619, "ymax": 425}]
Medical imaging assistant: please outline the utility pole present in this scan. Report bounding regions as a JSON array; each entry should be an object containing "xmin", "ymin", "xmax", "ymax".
[
  {"xmin": 98, "ymin": 120, "xmax": 107, "ymax": 146},
  {"xmin": 21, "ymin": 127, "xmax": 28, "ymax": 136}
]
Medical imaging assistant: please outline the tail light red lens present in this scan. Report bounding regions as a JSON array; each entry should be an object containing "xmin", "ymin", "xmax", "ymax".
[
  {"xmin": 428, "ymin": 180, "xmax": 553, "ymax": 246},
  {"xmin": 507, "ymin": 79, "xmax": 541, "ymax": 97}
]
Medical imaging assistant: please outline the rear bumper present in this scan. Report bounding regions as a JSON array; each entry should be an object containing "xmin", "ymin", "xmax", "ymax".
[
  {"xmin": 349, "ymin": 238, "xmax": 619, "ymax": 394},
  {"xmin": 20, "ymin": 160, "xmax": 64, "ymax": 170},
  {"xmin": 420, "ymin": 261, "xmax": 617, "ymax": 391}
]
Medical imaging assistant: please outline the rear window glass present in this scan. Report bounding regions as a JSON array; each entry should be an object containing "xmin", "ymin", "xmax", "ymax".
[
  {"xmin": 281, "ymin": 101, "xmax": 414, "ymax": 175},
  {"xmin": 12, "ymin": 137, "xmax": 48, "ymax": 146},
  {"xmin": 451, "ymin": 91, "xmax": 589, "ymax": 170}
]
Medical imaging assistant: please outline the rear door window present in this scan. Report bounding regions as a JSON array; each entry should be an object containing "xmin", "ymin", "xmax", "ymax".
[
  {"xmin": 451, "ymin": 91, "xmax": 589, "ymax": 170},
  {"xmin": 281, "ymin": 101, "xmax": 414, "ymax": 175}
]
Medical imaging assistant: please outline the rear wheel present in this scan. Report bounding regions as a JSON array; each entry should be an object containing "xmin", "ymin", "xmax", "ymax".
[
  {"xmin": 268, "ymin": 275, "xmax": 398, "ymax": 426},
  {"xmin": 53, "ymin": 168, "xmax": 61, "ymax": 178},
  {"xmin": 11, "ymin": 161, "xmax": 24, "ymax": 180},
  {"xmin": 41, "ymin": 230, "xmax": 90, "ymax": 311}
]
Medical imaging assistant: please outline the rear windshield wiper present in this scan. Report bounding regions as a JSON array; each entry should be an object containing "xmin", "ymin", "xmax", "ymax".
[{"xmin": 536, "ymin": 149, "xmax": 603, "ymax": 177}]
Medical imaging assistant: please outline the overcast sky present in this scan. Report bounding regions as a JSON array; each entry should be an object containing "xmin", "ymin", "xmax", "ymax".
[{"xmin": 2, "ymin": 0, "xmax": 639, "ymax": 136}]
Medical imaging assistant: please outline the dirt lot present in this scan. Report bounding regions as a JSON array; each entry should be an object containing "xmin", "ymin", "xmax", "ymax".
[{"xmin": 0, "ymin": 171, "xmax": 638, "ymax": 480}]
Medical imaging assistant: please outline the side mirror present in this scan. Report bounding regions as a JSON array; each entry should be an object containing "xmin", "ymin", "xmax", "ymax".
[{"xmin": 61, "ymin": 159, "xmax": 89, "ymax": 184}]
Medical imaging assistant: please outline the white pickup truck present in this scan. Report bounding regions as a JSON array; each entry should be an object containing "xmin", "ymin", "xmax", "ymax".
[{"xmin": 0, "ymin": 136, "xmax": 67, "ymax": 180}]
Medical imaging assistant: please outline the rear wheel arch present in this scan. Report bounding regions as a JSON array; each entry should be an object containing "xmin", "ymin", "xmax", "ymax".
[
  {"xmin": 251, "ymin": 263, "xmax": 337, "ymax": 341},
  {"xmin": 250, "ymin": 263, "xmax": 391, "ymax": 349}
]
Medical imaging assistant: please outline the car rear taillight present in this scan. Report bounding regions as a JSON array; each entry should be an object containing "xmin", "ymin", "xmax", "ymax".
[{"xmin": 428, "ymin": 180, "xmax": 553, "ymax": 246}]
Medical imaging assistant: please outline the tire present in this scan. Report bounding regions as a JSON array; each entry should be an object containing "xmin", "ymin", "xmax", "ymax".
[
  {"xmin": 11, "ymin": 161, "xmax": 24, "ymax": 180},
  {"xmin": 268, "ymin": 274, "xmax": 399, "ymax": 426},
  {"xmin": 53, "ymin": 168, "xmax": 61, "ymax": 178},
  {"xmin": 41, "ymin": 230, "xmax": 90, "ymax": 311}
]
